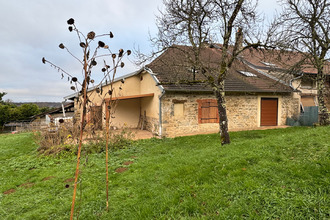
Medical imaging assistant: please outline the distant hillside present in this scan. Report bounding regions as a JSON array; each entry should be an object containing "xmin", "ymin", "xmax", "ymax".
[{"xmin": 13, "ymin": 102, "xmax": 72, "ymax": 109}]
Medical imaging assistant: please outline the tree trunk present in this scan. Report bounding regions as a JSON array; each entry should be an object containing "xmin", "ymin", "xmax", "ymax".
[
  {"xmin": 215, "ymin": 88, "xmax": 230, "ymax": 145},
  {"xmin": 316, "ymin": 70, "xmax": 330, "ymax": 125}
]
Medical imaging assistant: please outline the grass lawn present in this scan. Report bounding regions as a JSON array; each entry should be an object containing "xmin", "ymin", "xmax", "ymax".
[{"xmin": 0, "ymin": 126, "xmax": 329, "ymax": 219}]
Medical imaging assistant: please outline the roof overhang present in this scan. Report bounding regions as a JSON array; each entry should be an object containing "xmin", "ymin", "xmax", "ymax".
[{"xmin": 105, "ymin": 93, "xmax": 154, "ymax": 101}]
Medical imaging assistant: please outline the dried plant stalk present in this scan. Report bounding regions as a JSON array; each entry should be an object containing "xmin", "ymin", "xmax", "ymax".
[{"xmin": 70, "ymin": 48, "xmax": 88, "ymax": 220}]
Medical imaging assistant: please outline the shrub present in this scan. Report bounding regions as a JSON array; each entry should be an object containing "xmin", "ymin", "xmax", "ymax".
[{"xmin": 35, "ymin": 124, "xmax": 134, "ymax": 156}]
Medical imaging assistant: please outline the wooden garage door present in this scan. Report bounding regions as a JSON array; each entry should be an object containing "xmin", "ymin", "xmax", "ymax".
[{"xmin": 260, "ymin": 98, "xmax": 278, "ymax": 126}]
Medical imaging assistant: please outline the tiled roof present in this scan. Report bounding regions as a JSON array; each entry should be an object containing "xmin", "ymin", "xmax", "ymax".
[
  {"xmin": 240, "ymin": 48, "xmax": 330, "ymax": 75},
  {"xmin": 147, "ymin": 45, "xmax": 293, "ymax": 93}
]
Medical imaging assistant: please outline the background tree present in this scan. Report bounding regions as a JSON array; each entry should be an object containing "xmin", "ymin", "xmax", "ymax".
[
  {"xmin": 17, "ymin": 104, "xmax": 40, "ymax": 120},
  {"xmin": 271, "ymin": 0, "xmax": 330, "ymax": 125},
  {"xmin": 151, "ymin": 0, "xmax": 264, "ymax": 145},
  {"xmin": 0, "ymin": 93, "xmax": 41, "ymax": 127},
  {"xmin": 0, "ymin": 92, "xmax": 6, "ymax": 103}
]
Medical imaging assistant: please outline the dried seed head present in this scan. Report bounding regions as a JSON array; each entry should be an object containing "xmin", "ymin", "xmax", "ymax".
[
  {"xmin": 106, "ymin": 65, "xmax": 110, "ymax": 69},
  {"xmin": 112, "ymin": 54, "xmax": 116, "ymax": 59},
  {"xmin": 71, "ymin": 86, "xmax": 75, "ymax": 90},
  {"xmin": 110, "ymin": 32, "xmax": 114, "ymax": 38},
  {"xmin": 119, "ymin": 49, "xmax": 124, "ymax": 57},
  {"xmin": 108, "ymin": 90, "xmax": 113, "ymax": 95},
  {"xmin": 127, "ymin": 50, "xmax": 131, "ymax": 56},
  {"xmin": 120, "ymin": 62, "xmax": 125, "ymax": 68},
  {"xmin": 121, "ymin": 78, "xmax": 125, "ymax": 83},
  {"xmin": 67, "ymin": 18, "xmax": 74, "ymax": 25},
  {"xmin": 68, "ymin": 26, "xmax": 73, "ymax": 32},
  {"xmin": 80, "ymin": 42, "xmax": 86, "ymax": 48},
  {"xmin": 59, "ymin": 43, "xmax": 65, "ymax": 49},
  {"xmin": 42, "ymin": 57, "xmax": 46, "ymax": 64},
  {"xmin": 96, "ymin": 88, "xmax": 100, "ymax": 93},
  {"xmin": 102, "ymin": 68, "xmax": 106, "ymax": 72},
  {"xmin": 87, "ymin": 31, "xmax": 95, "ymax": 40},
  {"xmin": 72, "ymin": 77, "xmax": 78, "ymax": 82},
  {"xmin": 90, "ymin": 79, "xmax": 95, "ymax": 84},
  {"xmin": 104, "ymin": 45, "xmax": 109, "ymax": 49},
  {"xmin": 91, "ymin": 60, "xmax": 97, "ymax": 66},
  {"xmin": 98, "ymin": 41, "xmax": 105, "ymax": 48},
  {"xmin": 59, "ymin": 119, "xmax": 64, "ymax": 123}
]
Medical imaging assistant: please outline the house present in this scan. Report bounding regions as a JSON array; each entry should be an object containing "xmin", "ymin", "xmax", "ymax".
[
  {"xmin": 239, "ymin": 48, "xmax": 330, "ymax": 114},
  {"xmin": 31, "ymin": 102, "xmax": 74, "ymax": 127},
  {"xmin": 65, "ymin": 44, "xmax": 306, "ymax": 137},
  {"xmin": 4, "ymin": 102, "xmax": 75, "ymax": 132}
]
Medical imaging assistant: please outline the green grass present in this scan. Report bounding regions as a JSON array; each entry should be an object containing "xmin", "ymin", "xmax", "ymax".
[{"xmin": 0, "ymin": 127, "xmax": 329, "ymax": 219}]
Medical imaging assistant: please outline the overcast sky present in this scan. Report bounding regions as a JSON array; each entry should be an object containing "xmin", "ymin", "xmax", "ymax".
[{"xmin": 0, "ymin": 0, "xmax": 281, "ymax": 102}]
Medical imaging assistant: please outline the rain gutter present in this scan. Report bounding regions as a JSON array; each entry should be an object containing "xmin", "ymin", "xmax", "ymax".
[
  {"xmin": 289, "ymin": 72, "xmax": 304, "ymax": 90},
  {"xmin": 144, "ymin": 67, "xmax": 165, "ymax": 137}
]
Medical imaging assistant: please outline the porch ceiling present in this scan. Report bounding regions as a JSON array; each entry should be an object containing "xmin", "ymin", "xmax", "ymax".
[{"xmin": 106, "ymin": 93, "xmax": 154, "ymax": 101}]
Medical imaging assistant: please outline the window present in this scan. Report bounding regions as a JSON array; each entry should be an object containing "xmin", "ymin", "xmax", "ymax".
[
  {"xmin": 197, "ymin": 99, "xmax": 219, "ymax": 123},
  {"xmin": 301, "ymin": 77, "xmax": 316, "ymax": 89},
  {"xmin": 260, "ymin": 61, "xmax": 276, "ymax": 67},
  {"xmin": 174, "ymin": 103, "xmax": 184, "ymax": 118},
  {"xmin": 238, "ymin": 71, "xmax": 257, "ymax": 77}
]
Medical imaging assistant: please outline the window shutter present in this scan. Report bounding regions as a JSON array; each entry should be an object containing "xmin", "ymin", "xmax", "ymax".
[
  {"xmin": 209, "ymin": 100, "xmax": 219, "ymax": 123},
  {"xmin": 197, "ymin": 99, "xmax": 219, "ymax": 124},
  {"xmin": 201, "ymin": 100, "xmax": 210, "ymax": 123}
]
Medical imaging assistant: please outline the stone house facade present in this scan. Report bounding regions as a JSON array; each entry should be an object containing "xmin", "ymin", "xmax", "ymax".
[
  {"xmin": 160, "ymin": 92, "xmax": 298, "ymax": 137},
  {"xmin": 66, "ymin": 45, "xmax": 302, "ymax": 137}
]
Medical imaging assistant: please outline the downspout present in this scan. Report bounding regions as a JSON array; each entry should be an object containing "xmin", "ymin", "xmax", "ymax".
[
  {"xmin": 158, "ymin": 90, "xmax": 165, "ymax": 137},
  {"xmin": 290, "ymin": 72, "xmax": 304, "ymax": 113},
  {"xmin": 289, "ymin": 72, "xmax": 304, "ymax": 90},
  {"xmin": 144, "ymin": 67, "xmax": 165, "ymax": 137}
]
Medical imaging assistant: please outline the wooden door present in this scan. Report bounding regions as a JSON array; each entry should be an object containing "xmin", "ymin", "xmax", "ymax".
[
  {"xmin": 90, "ymin": 106, "xmax": 102, "ymax": 130},
  {"xmin": 260, "ymin": 98, "xmax": 278, "ymax": 126}
]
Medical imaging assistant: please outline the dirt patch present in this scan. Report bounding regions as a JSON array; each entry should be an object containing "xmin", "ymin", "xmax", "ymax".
[
  {"xmin": 64, "ymin": 178, "xmax": 75, "ymax": 183},
  {"xmin": 115, "ymin": 167, "xmax": 128, "ymax": 173},
  {"xmin": 123, "ymin": 161, "xmax": 134, "ymax": 166},
  {"xmin": 42, "ymin": 176, "xmax": 55, "ymax": 181},
  {"xmin": 19, "ymin": 182, "xmax": 34, "ymax": 188},
  {"xmin": 3, "ymin": 188, "xmax": 16, "ymax": 195}
]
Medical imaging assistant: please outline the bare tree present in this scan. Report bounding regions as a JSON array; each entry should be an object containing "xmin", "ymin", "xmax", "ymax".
[
  {"xmin": 151, "ymin": 0, "xmax": 264, "ymax": 145},
  {"xmin": 272, "ymin": 0, "xmax": 330, "ymax": 125}
]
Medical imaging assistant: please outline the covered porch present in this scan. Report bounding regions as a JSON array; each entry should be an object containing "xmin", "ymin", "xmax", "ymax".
[{"xmin": 103, "ymin": 93, "xmax": 157, "ymax": 132}]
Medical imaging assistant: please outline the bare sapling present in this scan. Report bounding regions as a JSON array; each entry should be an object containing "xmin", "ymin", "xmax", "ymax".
[{"xmin": 42, "ymin": 18, "xmax": 131, "ymax": 219}]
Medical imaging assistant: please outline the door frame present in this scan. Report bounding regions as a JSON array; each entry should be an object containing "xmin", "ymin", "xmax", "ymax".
[{"xmin": 257, "ymin": 96, "xmax": 281, "ymax": 127}]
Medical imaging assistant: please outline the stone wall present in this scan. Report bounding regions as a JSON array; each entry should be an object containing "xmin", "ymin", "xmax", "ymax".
[
  {"xmin": 161, "ymin": 93, "xmax": 299, "ymax": 137},
  {"xmin": 280, "ymin": 95, "xmax": 300, "ymax": 123},
  {"xmin": 144, "ymin": 116, "xmax": 159, "ymax": 135}
]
